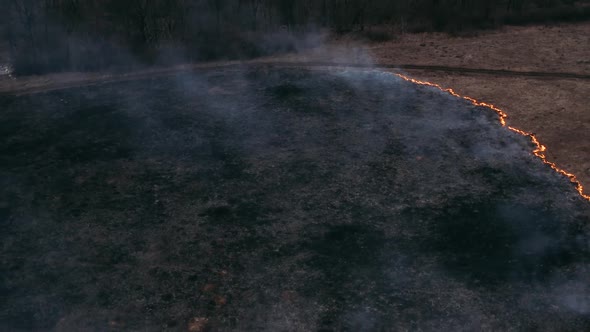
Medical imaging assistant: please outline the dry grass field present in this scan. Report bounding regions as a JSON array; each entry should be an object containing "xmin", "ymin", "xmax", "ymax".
[
  {"xmin": 2, "ymin": 67, "xmax": 590, "ymax": 331},
  {"xmin": 369, "ymin": 22, "xmax": 590, "ymax": 193}
]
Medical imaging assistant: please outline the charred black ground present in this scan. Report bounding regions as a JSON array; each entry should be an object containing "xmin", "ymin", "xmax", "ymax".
[{"xmin": 1, "ymin": 68, "xmax": 590, "ymax": 331}]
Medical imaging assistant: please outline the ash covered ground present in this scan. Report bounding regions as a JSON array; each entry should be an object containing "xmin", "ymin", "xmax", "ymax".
[{"xmin": 1, "ymin": 68, "xmax": 590, "ymax": 331}]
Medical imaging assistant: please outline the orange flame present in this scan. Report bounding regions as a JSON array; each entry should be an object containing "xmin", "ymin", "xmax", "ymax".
[{"xmin": 393, "ymin": 73, "xmax": 590, "ymax": 202}]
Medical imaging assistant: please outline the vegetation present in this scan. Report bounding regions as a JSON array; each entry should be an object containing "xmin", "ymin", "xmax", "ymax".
[
  {"xmin": 5, "ymin": 0, "xmax": 590, "ymax": 74},
  {"xmin": 2, "ymin": 68, "xmax": 590, "ymax": 330}
]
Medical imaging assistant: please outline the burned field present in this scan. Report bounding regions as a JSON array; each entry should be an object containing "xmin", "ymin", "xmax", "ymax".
[{"xmin": 1, "ymin": 68, "xmax": 590, "ymax": 331}]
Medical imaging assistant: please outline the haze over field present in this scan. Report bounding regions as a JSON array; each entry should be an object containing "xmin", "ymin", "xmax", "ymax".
[
  {"xmin": 4, "ymin": 0, "xmax": 590, "ymax": 74},
  {"xmin": 1, "ymin": 68, "xmax": 590, "ymax": 330},
  {"xmin": 2, "ymin": 1, "xmax": 590, "ymax": 331}
]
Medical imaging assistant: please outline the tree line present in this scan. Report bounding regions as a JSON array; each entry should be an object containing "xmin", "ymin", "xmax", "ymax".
[{"xmin": 4, "ymin": 0, "xmax": 590, "ymax": 75}]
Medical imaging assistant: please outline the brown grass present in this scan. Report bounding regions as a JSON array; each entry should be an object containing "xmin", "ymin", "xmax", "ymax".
[{"xmin": 368, "ymin": 22, "xmax": 590, "ymax": 194}]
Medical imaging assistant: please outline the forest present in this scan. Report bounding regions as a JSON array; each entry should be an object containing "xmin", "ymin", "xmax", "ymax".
[{"xmin": 4, "ymin": 0, "xmax": 590, "ymax": 74}]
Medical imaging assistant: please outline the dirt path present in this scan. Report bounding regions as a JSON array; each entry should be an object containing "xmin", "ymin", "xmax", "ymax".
[
  {"xmin": 0, "ymin": 61, "xmax": 247, "ymax": 96},
  {"xmin": 2, "ymin": 59, "xmax": 588, "ymax": 96}
]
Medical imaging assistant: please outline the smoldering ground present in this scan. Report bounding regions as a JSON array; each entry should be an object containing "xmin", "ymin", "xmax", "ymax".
[{"xmin": 1, "ymin": 66, "xmax": 590, "ymax": 331}]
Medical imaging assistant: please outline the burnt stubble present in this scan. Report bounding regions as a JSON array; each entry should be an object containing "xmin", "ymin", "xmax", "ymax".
[{"xmin": 1, "ymin": 68, "xmax": 589, "ymax": 331}]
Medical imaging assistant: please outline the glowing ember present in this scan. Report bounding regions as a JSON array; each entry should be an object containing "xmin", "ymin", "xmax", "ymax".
[{"xmin": 394, "ymin": 73, "xmax": 590, "ymax": 202}]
